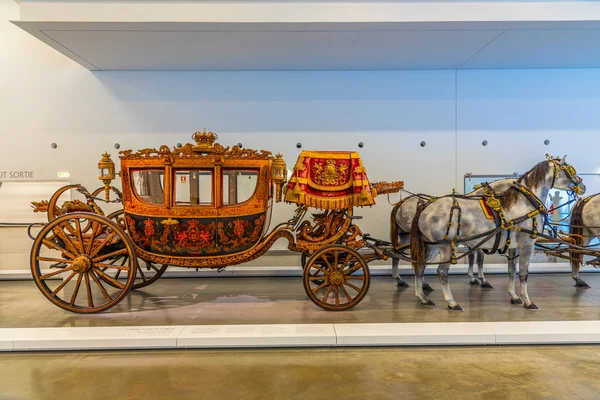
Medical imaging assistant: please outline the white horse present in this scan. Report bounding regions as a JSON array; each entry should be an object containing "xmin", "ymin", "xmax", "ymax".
[
  {"xmin": 409, "ymin": 156, "xmax": 585, "ymax": 311},
  {"xmin": 569, "ymin": 193, "xmax": 600, "ymax": 288},
  {"xmin": 390, "ymin": 178, "xmax": 516, "ymax": 290}
]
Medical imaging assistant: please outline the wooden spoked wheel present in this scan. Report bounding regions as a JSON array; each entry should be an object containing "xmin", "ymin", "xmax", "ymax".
[
  {"xmin": 303, "ymin": 245, "xmax": 370, "ymax": 311},
  {"xmin": 99, "ymin": 209, "xmax": 168, "ymax": 290},
  {"xmin": 31, "ymin": 212, "xmax": 137, "ymax": 313}
]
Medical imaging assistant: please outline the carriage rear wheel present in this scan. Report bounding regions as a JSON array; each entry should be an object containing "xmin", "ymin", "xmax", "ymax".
[
  {"xmin": 98, "ymin": 210, "xmax": 168, "ymax": 290},
  {"xmin": 31, "ymin": 212, "xmax": 137, "ymax": 313},
  {"xmin": 303, "ymin": 244, "xmax": 370, "ymax": 311}
]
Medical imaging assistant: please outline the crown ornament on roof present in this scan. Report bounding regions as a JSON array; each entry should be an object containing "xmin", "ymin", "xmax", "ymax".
[{"xmin": 192, "ymin": 129, "xmax": 218, "ymax": 153}]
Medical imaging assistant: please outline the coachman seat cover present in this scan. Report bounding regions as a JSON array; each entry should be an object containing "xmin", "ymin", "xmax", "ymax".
[{"xmin": 284, "ymin": 151, "xmax": 376, "ymax": 210}]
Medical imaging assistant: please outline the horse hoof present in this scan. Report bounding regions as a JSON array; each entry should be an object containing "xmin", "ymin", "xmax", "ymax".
[
  {"xmin": 480, "ymin": 281, "xmax": 494, "ymax": 289},
  {"xmin": 469, "ymin": 278, "xmax": 479, "ymax": 285},
  {"xmin": 397, "ymin": 280, "xmax": 410, "ymax": 288},
  {"xmin": 510, "ymin": 298, "xmax": 523, "ymax": 305},
  {"xmin": 575, "ymin": 281, "xmax": 591, "ymax": 289},
  {"xmin": 524, "ymin": 302, "xmax": 540, "ymax": 311},
  {"xmin": 448, "ymin": 304, "xmax": 464, "ymax": 312},
  {"xmin": 420, "ymin": 299, "xmax": 436, "ymax": 307},
  {"xmin": 423, "ymin": 283, "xmax": 434, "ymax": 292}
]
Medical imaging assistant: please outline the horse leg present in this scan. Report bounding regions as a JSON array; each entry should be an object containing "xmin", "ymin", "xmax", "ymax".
[
  {"xmin": 572, "ymin": 263, "xmax": 590, "ymax": 288},
  {"xmin": 573, "ymin": 236, "xmax": 591, "ymax": 288},
  {"xmin": 507, "ymin": 249, "xmax": 522, "ymax": 304},
  {"xmin": 519, "ymin": 245, "xmax": 539, "ymax": 311},
  {"xmin": 437, "ymin": 248, "xmax": 462, "ymax": 311},
  {"xmin": 414, "ymin": 263, "xmax": 435, "ymax": 307},
  {"xmin": 477, "ymin": 250, "xmax": 493, "ymax": 289},
  {"xmin": 467, "ymin": 252, "xmax": 478, "ymax": 285},
  {"xmin": 392, "ymin": 257, "xmax": 410, "ymax": 287},
  {"xmin": 422, "ymin": 271, "xmax": 434, "ymax": 292}
]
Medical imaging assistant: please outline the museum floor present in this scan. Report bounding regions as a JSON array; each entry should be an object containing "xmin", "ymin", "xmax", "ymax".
[
  {"xmin": 3, "ymin": 273, "xmax": 600, "ymax": 399},
  {"xmin": 2, "ymin": 273, "xmax": 600, "ymax": 328},
  {"xmin": 1, "ymin": 345, "xmax": 600, "ymax": 399}
]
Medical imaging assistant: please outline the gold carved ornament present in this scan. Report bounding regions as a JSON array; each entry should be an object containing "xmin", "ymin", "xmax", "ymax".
[{"xmin": 119, "ymin": 130, "xmax": 275, "ymax": 162}]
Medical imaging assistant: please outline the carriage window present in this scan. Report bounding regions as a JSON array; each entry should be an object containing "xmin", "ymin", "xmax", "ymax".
[
  {"xmin": 131, "ymin": 169, "xmax": 165, "ymax": 205},
  {"xmin": 222, "ymin": 169, "xmax": 259, "ymax": 205},
  {"xmin": 175, "ymin": 170, "xmax": 213, "ymax": 205}
]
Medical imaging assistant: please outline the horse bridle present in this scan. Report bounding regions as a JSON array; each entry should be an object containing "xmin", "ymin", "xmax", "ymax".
[{"xmin": 548, "ymin": 156, "xmax": 583, "ymax": 195}]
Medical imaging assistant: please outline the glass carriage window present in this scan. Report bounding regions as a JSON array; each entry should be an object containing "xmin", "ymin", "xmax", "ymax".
[
  {"xmin": 222, "ymin": 169, "xmax": 259, "ymax": 205},
  {"xmin": 131, "ymin": 169, "xmax": 165, "ymax": 205},
  {"xmin": 175, "ymin": 169, "xmax": 213, "ymax": 205}
]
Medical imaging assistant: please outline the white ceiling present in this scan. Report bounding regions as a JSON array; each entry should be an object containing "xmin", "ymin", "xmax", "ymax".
[{"xmin": 11, "ymin": 21, "xmax": 600, "ymax": 71}]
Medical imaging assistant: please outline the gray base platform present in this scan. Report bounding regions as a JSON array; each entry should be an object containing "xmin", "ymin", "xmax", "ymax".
[{"xmin": 2, "ymin": 272, "xmax": 600, "ymax": 350}]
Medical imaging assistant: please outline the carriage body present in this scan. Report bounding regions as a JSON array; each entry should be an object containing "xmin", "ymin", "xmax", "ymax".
[{"xmin": 118, "ymin": 134, "xmax": 282, "ymax": 269}]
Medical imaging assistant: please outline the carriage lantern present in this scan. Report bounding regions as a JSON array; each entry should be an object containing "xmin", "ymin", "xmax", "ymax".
[
  {"xmin": 97, "ymin": 152, "xmax": 115, "ymax": 201},
  {"xmin": 271, "ymin": 153, "xmax": 287, "ymax": 202}
]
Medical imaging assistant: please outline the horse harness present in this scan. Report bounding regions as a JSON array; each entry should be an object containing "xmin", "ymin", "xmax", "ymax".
[{"xmin": 420, "ymin": 182, "xmax": 548, "ymax": 264}]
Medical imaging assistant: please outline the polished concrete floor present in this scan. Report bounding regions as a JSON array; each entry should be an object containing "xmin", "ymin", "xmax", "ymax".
[
  {"xmin": 2, "ymin": 273, "xmax": 600, "ymax": 328},
  {"xmin": 1, "ymin": 346, "xmax": 600, "ymax": 399}
]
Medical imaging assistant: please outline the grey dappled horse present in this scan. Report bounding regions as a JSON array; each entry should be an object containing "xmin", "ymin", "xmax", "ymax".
[
  {"xmin": 390, "ymin": 178, "xmax": 516, "ymax": 290},
  {"xmin": 410, "ymin": 157, "xmax": 585, "ymax": 311}
]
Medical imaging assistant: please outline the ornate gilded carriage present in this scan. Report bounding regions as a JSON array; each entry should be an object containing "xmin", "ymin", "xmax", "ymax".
[
  {"xmin": 29, "ymin": 131, "xmax": 403, "ymax": 313},
  {"xmin": 118, "ymin": 131, "xmax": 285, "ymax": 268}
]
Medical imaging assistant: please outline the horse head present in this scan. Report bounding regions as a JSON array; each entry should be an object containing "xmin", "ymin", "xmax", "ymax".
[{"xmin": 547, "ymin": 155, "xmax": 586, "ymax": 196}]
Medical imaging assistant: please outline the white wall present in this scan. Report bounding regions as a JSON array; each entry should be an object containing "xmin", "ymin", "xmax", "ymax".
[{"xmin": 1, "ymin": 0, "xmax": 600, "ymax": 270}]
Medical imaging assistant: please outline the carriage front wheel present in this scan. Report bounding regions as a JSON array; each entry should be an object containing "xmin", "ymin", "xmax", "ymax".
[
  {"xmin": 31, "ymin": 212, "xmax": 137, "ymax": 313},
  {"xmin": 303, "ymin": 244, "xmax": 370, "ymax": 311}
]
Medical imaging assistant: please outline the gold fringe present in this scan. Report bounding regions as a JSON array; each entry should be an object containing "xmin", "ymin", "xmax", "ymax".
[{"xmin": 285, "ymin": 191, "xmax": 375, "ymax": 210}]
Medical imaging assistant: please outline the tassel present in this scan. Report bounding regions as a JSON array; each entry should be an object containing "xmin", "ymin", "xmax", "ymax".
[{"xmin": 361, "ymin": 186, "xmax": 369, "ymax": 201}]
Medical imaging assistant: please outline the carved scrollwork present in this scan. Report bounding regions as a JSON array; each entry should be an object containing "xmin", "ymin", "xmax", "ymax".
[
  {"xmin": 120, "ymin": 138, "xmax": 275, "ymax": 162},
  {"xmin": 296, "ymin": 209, "xmax": 348, "ymax": 243}
]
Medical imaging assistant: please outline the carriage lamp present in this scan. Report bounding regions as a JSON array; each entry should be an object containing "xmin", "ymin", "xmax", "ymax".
[
  {"xmin": 98, "ymin": 152, "xmax": 115, "ymax": 201},
  {"xmin": 271, "ymin": 153, "xmax": 287, "ymax": 202}
]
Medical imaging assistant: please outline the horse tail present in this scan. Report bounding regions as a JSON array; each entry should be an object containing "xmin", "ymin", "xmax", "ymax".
[
  {"xmin": 390, "ymin": 202, "xmax": 402, "ymax": 250},
  {"xmin": 410, "ymin": 200, "xmax": 427, "ymax": 267},
  {"xmin": 570, "ymin": 198, "xmax": 586, "ymax": 270}
]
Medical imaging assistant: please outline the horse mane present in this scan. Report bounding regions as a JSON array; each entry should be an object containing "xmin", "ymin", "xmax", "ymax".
[{"xmin": 500, "ymin": 161, "xmax": 551, "ymax": 209}]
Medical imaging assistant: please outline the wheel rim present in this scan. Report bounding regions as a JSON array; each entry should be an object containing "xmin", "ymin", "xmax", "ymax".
[
  {"xmin": 303, "ymin": 245, "xmax": 370, "ymax": 311},
  {"xmin": 31, "ymin": 212, "xmax": 137, "ymax": 313}
]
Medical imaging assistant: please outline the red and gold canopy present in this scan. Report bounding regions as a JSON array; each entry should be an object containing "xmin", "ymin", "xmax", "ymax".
[{"xmin": 284, "ymin": 151, "xmax": 376, "ymax": 210}]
